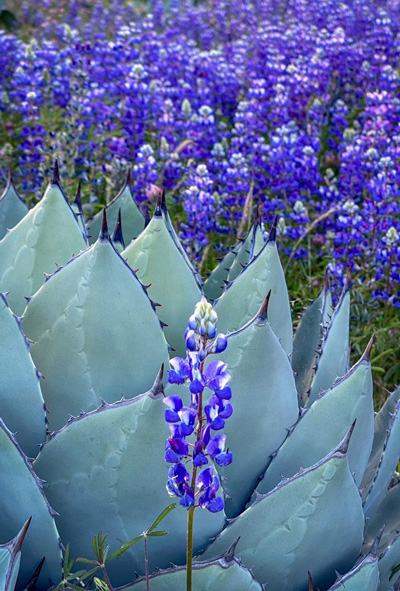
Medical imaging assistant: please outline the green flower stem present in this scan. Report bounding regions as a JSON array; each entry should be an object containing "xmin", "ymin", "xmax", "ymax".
[{"xmin": 186, "ymin": 505, "xmax": 195, "ymax": 591}]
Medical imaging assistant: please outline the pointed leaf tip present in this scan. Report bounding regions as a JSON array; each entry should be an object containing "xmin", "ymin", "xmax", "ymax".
[
  {"xmin": 257, "ymin": 290, "xmax": 272, "ymax": 321},
  {"xmin": 361, "ymin": 335, "xmax": 374, "ymax": 362},
  {"xmin": 155, "ymin": 191, "xmax": 163, "ymax": 216},
  {"xmin": 52, "ymin": 159, "xmax": 60, "ymax": 185},
  {"xmin": 267, "ymin": 214, "xmax": 278, "ymax": 242},
  {"xmin": 74, "ymin": 180, "xmax": 82, "ymax": 207},
  {"xmin": 99, "ymin": 208, "xmax": 109, "ymax": 242},
  {"xmin": 336, "ymin": 419, "xmax": 356, "ymax": 456},
  {"xmin": 125, "ymin": 168, "xmax": 132, "ymax": 187},
  {"xmin": 223, "ymin": 537, "xmax": 240, "ymax": 563},
  {"xmin": 13, "ymin": 516, "xmax": 32, "ymax": 554},
  {"xmin": 24, "ymin": 556, "xmax": 46, "ymax": 591},
  {"xmin": 370, "ymin": 526, "xmax": 385, "ymax": 556},
  {"xmin": 111, "ymin": 208, "xmax": 125, "ymax": 248},
  {"xmin": 161, "ymin": 189, "xmax": 166, "ymax": 209},
  {"xmin": 254, "ymin": 202, "xmax": 263, "ymax": 226},
  {"xmin": 151, "ymin": 364, "xmax": 165, "ymax": 396},
  {"xmin": 308, "ymin": 571, "xmax": 314, "ymax": 591}
]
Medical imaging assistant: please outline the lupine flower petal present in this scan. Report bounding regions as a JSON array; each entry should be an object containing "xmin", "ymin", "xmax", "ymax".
[
  {"xmin": 185, "ymin": 329, "xmax": 197, "ymax": 351},
  {"xmin": 196, "ymin": 466, "xmax": 213, "ymax": 489},
  {"xmin": 219, "ymin": 402, "xmax": 233, "ymax": 419},
  {"xmin": 207, "ymin": 497, "xmax": 224, "ymax": 513},
  {"xmin": 215, "ymin": 451, "xmax": 233, "ymax": 466},
  {"xmin": 207, "ymin": 433, "xmax": 226, "ymax": 458},
  {"xmin": 212, "ymin": 334, "xmax": 228, "ymax": 354},
  {"xmin": 180, "ymin": 490, "xmax": 195, "ymax": 508},
  {"xmin": 201, "ymin": 424, "xmax": 211, "ymax": 445},
  {"xmin": 168, "ymin": 357, "xmax": 191, "ymax": 384},
  {"xmin": 210, "ymin": 416, "xmax": 225, "ymax": 430},
  {"xmin": 168, "ymin": 462, "xmax": 190, "ymax": 483},
  {"xmin": 193, "ymin": 452, "xmax": 208, "ymax": 466},
  {"xmin": 164, "ymin": 409, "xmax": 180, "ymax": 423},
  {"xmin": 215, "ymin": 386, "xmax": 232, "ymax": 400},
  {"xmin": 163, "ymin": 395, "xmax": 183, "ymax": 412},
  {"xmin": 168, "ymin": 437, "xmax": 189, "ymax": 456},
  {"xmin": 165, "ymin": 447, "xmax": 181, "ymax": 463},
  {"xmin": 190, "ymin": 378, "xmax": 204, "ymax": 393}
]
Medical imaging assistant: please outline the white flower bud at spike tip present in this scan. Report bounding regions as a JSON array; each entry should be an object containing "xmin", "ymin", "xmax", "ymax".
[
  {"xmin": 191, "ymin": 296, "xmax": 218, "ymax": 338},
  {"xmin": 386, "ymin": 226, "xmax": 399, "ymax": 247}
]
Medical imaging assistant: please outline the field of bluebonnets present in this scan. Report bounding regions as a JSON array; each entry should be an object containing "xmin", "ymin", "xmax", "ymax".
[{"xmin": 1, "ymin": 0, "xmax": 400, "ymax": 399}]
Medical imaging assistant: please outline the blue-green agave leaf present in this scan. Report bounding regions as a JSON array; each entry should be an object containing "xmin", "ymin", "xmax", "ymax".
[
  {"xmin": 203, "ymin": 251, "xmax": 236, "ymax": 301},
  {"xmin": 306, "ymin": 285, "xmax": 350, "ymax": 406},
  {"xmin": 326, "ymin": 550, "xmax": 379, "ymax": 591},
  {"xmin": 22, "ymin": 224, "xmax": 169, "ymax": 431},
  {"xmin": 0, "ymin": 419, "xmax": 62, "ymax": 589},
  {"xmin": 257, "ymin": 340, "xmax": 374, "ymax": 495},
  {"xmin": 160, "ymin": 192, "xmax": 203, "ymax": 289},
  {"xmin": 361, "ymin": 386, "xmax": 400, "ymax": 504},
  {"xmin": 0, "ymin": 293, "xmax": 46, "ymax": 458},
  {"xmin": 0, "ymin": 518, "xmax": 31, "ymax": 591},
  {"xmin": 207, "ymin": 294, "xmax": 299, "ymax": 517},
  {"xmin": 363, "ymin": 399, "xmax": 400, "ymax": 518},
  {"xmin": 364, "ymin": 483, "xmax": 400, "ymax": 551},
  {"xmin": 33, "ymin": 379, "xmax": 225, "ymax": 587},
  {"xmin": 87, "ymin": 172, "xmax": 145, "ymax": 245},
  {"xmin": 292, "ymin": 278, "xmax": 333, "ymax": 405},
  {"xmin": 214, "ymin": 222, "xmax": 292, "ymax": 355},
  {"xmin": 123, "ymin": 551, "xmax": 263, "ymax": 590},
  {"xmin": 122, "ymin": 205, "xmax": 201, "ymax": 356},
  {"xmin": 0, "ymin": 179, "xmax": 87, "ymax": 315},
  {"xmin": 202, "ymin": 429, "xmax": 365, "ymax": 591},
  {"xmin": 0, "ymin": 172, "xmax": 28, "ymax": 240},
  {"xmin": 228, "ymin": 210, "xmax": 265, "ymax": 282},
  {"xmin": 378, "ymin": 533, "xmax": 400, "ymax": 591}
]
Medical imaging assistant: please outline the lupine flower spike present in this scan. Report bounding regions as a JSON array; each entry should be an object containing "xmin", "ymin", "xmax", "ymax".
[{"xmin": 164, "ymin": 296, "xmax": 231, "ymax": 590}]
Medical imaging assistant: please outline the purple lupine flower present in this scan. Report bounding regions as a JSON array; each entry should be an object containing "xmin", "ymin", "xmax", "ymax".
[{"xmin": 164, "ymin": 297, "xmax": 232, "ymax": 513}]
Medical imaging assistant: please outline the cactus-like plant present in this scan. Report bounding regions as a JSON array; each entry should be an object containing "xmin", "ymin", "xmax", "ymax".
[{"xmin": 0, "ymin": 166, "xmax": 400, "ymax": 591}]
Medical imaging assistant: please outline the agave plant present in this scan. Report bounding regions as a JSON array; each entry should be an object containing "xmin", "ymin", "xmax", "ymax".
[{"xmin": 0, "ymin": 165, "xmax": 400, "ymax": 591}]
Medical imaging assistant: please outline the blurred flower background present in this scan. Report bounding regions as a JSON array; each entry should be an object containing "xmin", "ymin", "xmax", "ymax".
[{"xmin": 1, "ymin": 0, "xmax": 399, "ymax": 398}]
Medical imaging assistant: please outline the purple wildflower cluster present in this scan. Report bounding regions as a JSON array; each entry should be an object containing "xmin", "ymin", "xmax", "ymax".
[
  {"xmin": 164, "ymin": 297, "xmax": 232, "ymax": 512},
  {"xmin": 1, "ymin": 0, "xmax": 400, "ymax": 303}
]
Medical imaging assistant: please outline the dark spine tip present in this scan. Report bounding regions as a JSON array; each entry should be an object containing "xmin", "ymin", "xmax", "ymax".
[
  {"xmin": 14, "ymin": 516, "xmax": 32, "ymax": 554},
  {"xmin": 362, "ymin": 335, "xmax": 374, "ymax": 362},
  {"xmin": 253, "ymin": 202, "xmax": 262, "ymax": 227},
  {"xmin": 337, "ymin": 419, "xmax": 356, "ymax": 455},
  {"xmin": 257, "ymin": 290, "xmax": 272, "ymax": 321},
  {"xmin": 155, "ymin": 191, "xmax": 163, "ymax": 217},
  {"xmin": 370, "ymin": 526, "xmax": 385, "ymax": 557},
  {"xmin": 52, "ymin": 159, "xmax": 60, "ymax": 185},
  {"xmin": 151, "ymin": 364, "xmax": 165, "ymax": 397},
  {"xmin": 111, "ymin": 208, "xmax": 125, "ymax": 248},
  {"xmin": 161, "ymin": 189, "xmax": 166, "ymax": 209},
  {"xmin": 74, "ymin": 180, "xmax": 82, "ymax": 208},
  {"xmin": 24, "ymin": 556, "xmax": 46, "ymax": 590},
  {"xmin": 267, "ymin": 214, "xmax": 278, "ymax": 242},
  {"xmin": 99, "ymin": 208, "xmax": 109, "ymax": 242},
  {"xmin": 308, "ymin": 571, "xmax": 314, "ymax": 591},
  {"xmin": 224, "ymin": 537, "xmax": 240, "ymax": 563},
  {"xmin": 126, "ymin": 168, "xmax": 132, "ymax": 187}
]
